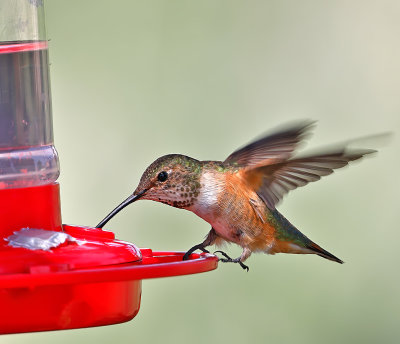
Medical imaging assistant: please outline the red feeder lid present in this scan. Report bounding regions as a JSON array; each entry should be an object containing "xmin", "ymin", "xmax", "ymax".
[{"xmin": 0, "ymin": 226, "xmax": 141, "ymax": 275}]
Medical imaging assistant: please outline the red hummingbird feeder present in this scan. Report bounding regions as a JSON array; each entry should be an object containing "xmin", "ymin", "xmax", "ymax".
[{"xmin": 0, "ymin": 1, "xmax": 217, "ymax": 335}]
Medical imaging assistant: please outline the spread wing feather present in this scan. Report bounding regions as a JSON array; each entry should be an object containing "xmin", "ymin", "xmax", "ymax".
[
  {"xmin": 224, "ymin": 120, "xmax": 315, "ymax": 167},
  {"xmin": 247, "ymin": 148, "xmax": 375, "ymax": 209}
]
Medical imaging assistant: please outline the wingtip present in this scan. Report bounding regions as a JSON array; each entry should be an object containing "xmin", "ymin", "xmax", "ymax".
[{"xmin": 277, "ymin": 119, "xmax": 317, "ymax": 135}]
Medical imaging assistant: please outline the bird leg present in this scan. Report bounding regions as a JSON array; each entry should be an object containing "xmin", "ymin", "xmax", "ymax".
[
  {"xmin": 214, "ymin": 248, "xmax": 251, "ymax": 272},
  {"xmin": 182, "ymin": 244, "xmax": 210, "ymax": 260},
  {"xmin": 183, "ymin": 227, "xmax": 217, "ymax": 261}
]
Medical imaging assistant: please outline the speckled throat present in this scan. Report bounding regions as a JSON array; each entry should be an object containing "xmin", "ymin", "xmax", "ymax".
[{"xmin": 139, "ymin": 154, "xmax": 204, "ymax": 208}]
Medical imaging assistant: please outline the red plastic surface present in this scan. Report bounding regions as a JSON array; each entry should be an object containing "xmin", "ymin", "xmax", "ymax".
[
  {"xmin": 0, "ymin": 183, "xmax": 62, "ymax": 238},
  {"xmin": 0, "ymin": 232, "xmax": 141, "ymax": 275},
  {"xmin": 0, "ymin": 246, "xmax": 217, "ymax": 288},
  {"xmin": 0, "ymin": 184, "xmax": 218, "ymax": 334},
  {"xmin": 0, "ymin": 280, "xmax": 142, "ymax": 334},
  {"xmin": 0, "ymin": 244, "xmax": 217, "ymax": 334}
]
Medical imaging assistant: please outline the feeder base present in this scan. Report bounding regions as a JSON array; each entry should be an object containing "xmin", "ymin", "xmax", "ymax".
[{"xmin": 0, "ymin": 280, "xmax": 141, "ymax": 334}]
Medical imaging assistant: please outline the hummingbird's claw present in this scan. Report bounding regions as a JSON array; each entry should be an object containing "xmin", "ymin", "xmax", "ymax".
[
  {"xmin": 214, "ymin": 251, "xmax": 250, "ymax": 272},
  {"xmin": 238, "ymin": 262, "xmax": 250, "ymax": 272},
  {"xmin": 214, "ymin": 250, "xmax": 232, "ymax": 260},
  {"xmin": 183, "ymin": 244, "xmax": 210, "ymax": 261}
]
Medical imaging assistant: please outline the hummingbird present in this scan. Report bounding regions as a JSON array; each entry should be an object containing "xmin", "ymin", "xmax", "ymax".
[{"xmin": 96, "ymin": 121, "xmax": 375, "ymax": 271}]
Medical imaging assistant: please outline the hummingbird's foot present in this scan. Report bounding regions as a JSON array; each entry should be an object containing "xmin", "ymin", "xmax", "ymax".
[
  {"xmin": 214, "ymin": 250, "xmax": 232, "ymax": 260},
  {"xmin": 214, "ymin": 251, "xmax": 249, "ymax": 272},
  {"xmin": 182, "ymin": 244, "xmax": 210, "ymax": 261}
]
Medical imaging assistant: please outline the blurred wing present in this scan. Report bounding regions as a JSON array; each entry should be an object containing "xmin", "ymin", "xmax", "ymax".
[
  {"xmin": 224, "ymin": 120, "xmax": 315, "ymax": 168},
  {"xmin": 246, "ymin": 148, "xmax": 375, "ymax": 209}
]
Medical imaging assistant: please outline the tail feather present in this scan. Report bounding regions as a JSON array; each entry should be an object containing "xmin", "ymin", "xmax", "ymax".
[{"xmin": 307, "ymin": 242, "xmax": 344, "ymax": 264}]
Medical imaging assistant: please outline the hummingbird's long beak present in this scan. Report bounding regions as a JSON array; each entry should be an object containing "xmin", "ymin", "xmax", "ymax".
[{"xmin": 95, "ymin": 189, "xmax": 147, "ymax": 228}]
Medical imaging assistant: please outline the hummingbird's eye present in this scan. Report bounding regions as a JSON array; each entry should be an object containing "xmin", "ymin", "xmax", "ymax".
[{"xmin": 157, "ymin": 171, "xmax": 168, "ymax": 182}]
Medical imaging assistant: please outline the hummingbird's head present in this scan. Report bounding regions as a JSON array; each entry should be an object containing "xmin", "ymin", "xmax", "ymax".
[
  {"xmin": 134, "ymin": 154, "xmax": 202, "ymax": 208},
  {"xmin": 95, "ymin": 154, "xmax": 203, "ymax": 228}
]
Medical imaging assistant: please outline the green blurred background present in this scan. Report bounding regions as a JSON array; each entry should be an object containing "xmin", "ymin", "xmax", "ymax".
[{"xmin": 3, "ymin": 0, "xmax": 400, "ymax": 343}]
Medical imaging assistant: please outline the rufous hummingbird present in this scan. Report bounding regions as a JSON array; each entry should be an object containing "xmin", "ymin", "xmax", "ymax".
[{"xmin": 96, "ymin": 121, "xmax": 375, "ymax": 271}]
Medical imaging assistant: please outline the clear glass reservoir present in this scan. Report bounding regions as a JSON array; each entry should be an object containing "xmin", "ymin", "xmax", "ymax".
[{"xmin": 0, "ymin": 1, "xmax": 59, "ymax": 189}]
